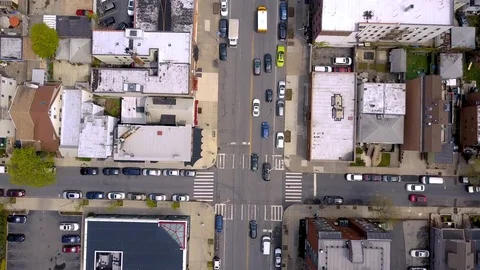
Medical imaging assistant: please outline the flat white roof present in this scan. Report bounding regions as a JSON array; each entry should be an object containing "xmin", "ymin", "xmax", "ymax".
[
  {"xmin": 361, "ymin": 83, "xmax": 406, "ymax": 115},
  {"xmin": 78, "ymin": 116, "xmax": 117, "ymax": 159},
  {"xmin": 91, "ymin": 65, "xmax": 190, "ymax": 95},
  {"xmin": 121, "ymin": 97, "xmax": 147, "ymax": 124},
  {"xmin": 114, "ymin": 125, "xmax": 192, "ymax": 162},
  {"xmin": 321, "ymin": 0, "xmax": 453, "ymax": 32},
  {"xmin": 60, "ymin": 89, "xmax": 83, "ymax": 147},
  {"xmin": 310, "ymin": 73, "xmax": 355, "ymax": 161},
  {"xmin": 91, "ymin": 31, "xmax": 191, "ymax": 64}
]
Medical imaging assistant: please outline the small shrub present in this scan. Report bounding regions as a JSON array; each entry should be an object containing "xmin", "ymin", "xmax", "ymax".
[
  {"xmin": 76, "ymin": 157, "xmax": 92, "ymax": 162},
  {"xmin": 207, "ymin": 261, "xmax": 213, "ymax": 267},
  {"xmin": 355, "ymin": 147, "xmax": 363, "ymax": 154},
  {"xmin": 171, "ymin": 201, "xmax": 180, "ymax": 210},
  {"xmin": 146, "ymin": 198, "xmax": 157, "ymax": 209},
  {"xmin": 208, "ymin": 238, "xmax": 214, "ymax": 245}
]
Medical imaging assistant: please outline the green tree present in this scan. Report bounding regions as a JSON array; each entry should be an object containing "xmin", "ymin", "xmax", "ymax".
[
  {"xmin": 145, "ymin": 198, "xmax": 157, "ymax": 209},
  {"xmin": 467, "ymin": 159, "xmax": 480, "ymax": 185},
  {"xmin": 7, "ymin": 147, "xmax": 55, "ymax": 187},
  {"xmin": 368, "ymin": 195, "xmax": 395, "ymax": 224},
  {"xmin": 30, "ymin": 23, "xmax": 59, "ymax": 59}
]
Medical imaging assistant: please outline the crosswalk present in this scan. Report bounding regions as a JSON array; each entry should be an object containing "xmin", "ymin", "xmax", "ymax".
[
  {"xmin": 216, "ymin": 153, "xmax": 284, "ymax": 170},
  {"xmin": 214, "ymin": 203, "xmax": 283, "ymax": 221},
  {"xmin": 193, "ymin": 171, "xmax": 215, "ymax": 202},
  {"xmin": 285, "ymin": 172, "xmax": 303, "ymax": 203}
]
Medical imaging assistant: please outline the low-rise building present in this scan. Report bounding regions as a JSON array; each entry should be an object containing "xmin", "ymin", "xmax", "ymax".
[
  {"xmin": 0, "ymin": 76, "xmax": 17, "ymax": 142},
  {"xmin": 460, "ymin": 92, "xmax": 480, "ymax": 150}
]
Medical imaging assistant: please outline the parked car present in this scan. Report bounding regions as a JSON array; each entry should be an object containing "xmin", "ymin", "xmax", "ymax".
[
  {"xmin": 406, "ymin": 184, "xmax": 425, "ymax": 192},
  {"xmin": 142, "ymin": 169, "xmax": 162, "ymax": 176},
  {"xmin": 278, "ymin": 22, "xmax": 287, "ymax": 41},
  {"xmin": 163, "ymin": 169, "xmax": 180, "ymax": 176},
  {"xmin": 313, "ymin": 66, "xmax": 333, "ymax": 72},
  {"xmin": 279, "ymin": 2, "xmax": 287, "ymax": 21},
  {"xmin": 62, "ymin": 235, "xmax": 81, "ymax": 244},
  {"xmin": 220, "ymin": 0, "xmax": 228, "ymax": 16},
  {"xmin": 276, "ymin": 100, "xmax": 284, "ymax": 117},
  {"xmin": 149, "ymin": 193, "xmax": 167, "ymax": 201},
  {"xmin": 122, "ymin": 167, "xmax": 142, "ymax": 176},
  {"xmin": 251, "ymin": 153, "xmax": 259, "ymax": 171},
  {"xmin": 468, "ymin": 185, "xmax": 480, "ymax": 193},
  {"xmin": 81, "ymin": 167, "xmax": 99, "ymax": 175},
  {"xmin": 323, "ymin": 196, "xmax": 344, "ymax": 205},
  {"xmin": 333, "ymin": 57, "xmax": 352, "ymax": 65},
  {"xmin": 85, "ymin": 191, "xmax": 105, "ymax": 200},
  {"xmin": 249, "ymin": 220, "xmax": 257, "ymax": 239},
  {"xmin": 7, "ymin": 189, "xmax": 25, "ymax": 197},
  {"xmin": 264, "ymin": 53, "xmax": 272, "ymax": 73},
  {"xmin": 107, "ymin": 192, "xmax": 126, "ymax": 200},
  {"xmin": 278, "ymin": 81, "xmax": 286, "ymax": 99},
  {"xmin": 116, "ymin": 22, "xmax": 129, "ymax": 30},
  {"xmin": 102, "ymin": 17, "xmax": 116, "ymax": 27},
  {"xmin": 102, "ymin": 167, "xmax": 120, "ymax": 175},
  {"xmin": 261, "ymin": 122, "xmax": 269, "ymax": 138},
  {"xmin": 127, "ymin": 193, "xmax": 147, "ymax": 201},
  {"xmin": 172, "ymin": 194, "xmax": 190, "ymax": 201},
  {"xmin": 7, "ymin": 233, "xmax": 25, "ymax": 242},
  {"xmin": 265, "ymin": 89, "xmax": 273, "ymax": 103},
  {"xmin": 409, "ymin": 194, "xmax": 427, "ymax": 203},
  {"xmin": 382, "ymin": 175, "xmax": 402, "ymax": 182},
  {"xmin": 276, "ymin": 132, "xmax": 285, "ymax": 149},
  {"xmin": 276, "ymin": 45, "xmax": 285, "ymax": 67},
  {"xmin": 274, "ymin": 247, "xmax": 282, "ymax": 267},
  {"xmin": 76, "ymin": 9, "xmax": 93, "ymax": 16},
  {"xmin": 180, "ymin": 170, "xmax": 196, "ymax": 177},
  {"xmin": 334, "ymin": 66, "xmax": 352, "ymax": 72},
  {"xmin": 0, "ymin": 189, "xmax": 4, "ymax": 196},
  {"xmin": 127, "ymin": 0, "xmax": 134, "ymax": 16},
  {"xmin": 253, "ymin": 58, "xmax": 261, "ymax": 75},
  {"xmin": 214, "ymin": 256, "xmax": 221, "ymax": 270},
  {"xmin": 219, "ymin": 42, "xmax": 227, "ymax": 61},
  {"xmin": 345, "ymin": 173, "xmax": 362, "ymax": 181},
  {"xmin": 59, "ymin": 222, "xmax": 80, "ymax": 231},
  {"xmin": 262, "ymin": 163, "xmax": 271, "ymax": 181},
  {"xmin": 410, "ymin": 250, "xmax": 430, "ymax": 258},
  {"xmin": 219, "ymin": 19, "xmax": 228, "ymax": 38},
  {"xmin": 62, "ymin": 245, "xmax": 81, "ymax": 253},
  {"xmin": 363, "ymin": 174, "xmax": 381, "ymax": 181},
  {"xmin": 63, "ymin": 191, "xmax": 83, "ymax": 200},
  {"xmin": 459, "ymin": 176, "xmax": 470, "ymax": 184},
  {"xmin": 252, "ymin": 99, "xmax": 260, "ymax": 117},
  {"xmin": 7, "ymin": 215, "xmax": 27, "ymax": 224}
]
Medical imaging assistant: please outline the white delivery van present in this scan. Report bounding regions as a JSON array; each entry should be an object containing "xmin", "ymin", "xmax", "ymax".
[
  {"xmin": 0, "ymin": 165, "xmax": 6, "ymax": 174},
  {"xmin": 261, "ymin": 236, "xmax": 271, "ymax": 255},
  {"xmin": 420, "ymin": 176, "xmax": 444, "ymax": 184}
]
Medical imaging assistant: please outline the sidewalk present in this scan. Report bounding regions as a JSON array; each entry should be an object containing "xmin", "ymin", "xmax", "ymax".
[
  {"xmin": 6, "ymin": 198, "xmax": 216, "ymax": 270},
  {"xmin": 282, "ymin": 204, "xmax": 479, "ymax": 269}
]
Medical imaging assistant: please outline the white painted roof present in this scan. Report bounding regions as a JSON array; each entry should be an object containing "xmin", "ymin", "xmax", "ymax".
[
  {"xmin": 121, "ymin": 97, "xmax": 147, "ymax": 124},
  {"xmin": 310, "ymin": 72, "xmax": 355, "ymax": 161},
  {"xmin": 361, "ymin": 83, "xmax": 406, "ymax": 115},
  {"xmin": 114, "ymin": 125, "xmax": 192, "ymax": 162},
  {"xmin": 78, "ymin": 115, "xmax": 117, "ymax": 159},
  {"xmin": 60, "ymin": 89, "xmax": 83, "ymax": 147},
  {"xmin": 321, "ymin": 0, "xmax": 453, "ymax": 32}
]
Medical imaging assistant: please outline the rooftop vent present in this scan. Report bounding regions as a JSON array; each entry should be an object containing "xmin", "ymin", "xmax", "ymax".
[
  {"xmin": 363, "ymin": 11, "xmax": 374, "ymax": 21},
  {"xmin": 404, "ymin": 4, "xmax": 414, "ymax": 12},
  {"xmin": 125, "ymin": 29, "xmax": 144, "ymax": 39}
]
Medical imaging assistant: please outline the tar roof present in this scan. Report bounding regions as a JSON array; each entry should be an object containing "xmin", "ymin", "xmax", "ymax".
[
  {"xmin": 84, "ymin": 218, "xmax": 186, "ymax": 270},
  {"xmin": 56, "ymin": 16, "xmax": 92, "ymax": 38},
  {"xmin": 0, "ymin": 36, "xmax": 22, "ymax": 60}
]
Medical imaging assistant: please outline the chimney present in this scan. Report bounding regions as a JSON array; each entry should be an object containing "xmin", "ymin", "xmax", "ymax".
[{"xmin": 404, "ymin": 4, "xmax": 414, "ymax": 12}]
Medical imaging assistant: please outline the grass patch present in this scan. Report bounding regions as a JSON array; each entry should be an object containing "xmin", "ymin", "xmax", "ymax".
[
  {"xmin": 350, "ymin": 158, "xmax": 365, "ymax": 167},
  {"xmin": 208, "ymin": 238, "xmax": 214, "ymax": 245},
  {"xmin": 406, "ymin": 52, "xmax": 429, "ymax": 80},
  {"xmin": 76, "ymin": 157, "xmax": 91, "ymax": 162},
  {"xmin": 47, "ymin": 61, "xmax": 54, "ymax": 81},
  {"xmin": 375, "ymin": 63, "xmax": 387, "ymax": 72},
  {"xmin": 0, "ymin": 205, "xmax": 6, "ymax": 263},
  {"xmin": 104, "ymin": 98, "xmax": 121, "ymax": 118},
  {"xmin": 171, "ymin": 201, "xmax": 180, "ymax": 210},
  {"xmin": 357, "ymin": 62, "xmax": 369, "ymax": 70},
  {"xmin": 378, "ymin": 153, "xmax": 391, "ymax": 167},
  {"xmin": 465, "ymin": 62, "xmax": 480, "ymax": 84},
  {"xmin": 145, "ymin": 198, "xmax": 157, "ymax": 208},
  {"xmin": 355, "ymin": 147, "xmax": 363, "ymax": 155}
]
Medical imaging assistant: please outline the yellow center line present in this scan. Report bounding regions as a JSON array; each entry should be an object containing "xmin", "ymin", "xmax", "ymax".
[{"xmin": 249, "ymin": 26, "xmax": 255, "ymax": 155}]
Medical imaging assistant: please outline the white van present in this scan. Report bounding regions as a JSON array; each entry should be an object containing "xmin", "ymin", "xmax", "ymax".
[
  {"xmin": 262, "ymin": 236, "xmax": 271, "ymax": 255},
  {"xmin": 420, "ymin": 176, "xmax": 444, "ymax": 184}
]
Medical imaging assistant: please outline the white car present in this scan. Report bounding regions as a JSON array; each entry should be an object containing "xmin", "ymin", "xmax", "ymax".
[
  {"xmin": 252, "ymin": 99, "xmax": 260, "ymax": 117},
  {"xmin": 142, "ymin": 169, "xmax": 162, "ymax": 176},
  {"xmin": 180, "ymin": 170, "xmax": 196, "ymax": 177},
  {"xmin": 345, "ymin": 173, "xmax": 362, "ymax": 181},
  {"xmin": 107, "ymin": 192, "xmax": 126, "ymax": 200},
  {"xmin": 163, "ymin": 169, "xmax": 180, "ymax": 176},
  {"xmin": 276, "ymin": 132, "xmax": 284, "ymax": 149},
  {"xmin": 406, "ymin": 184, "xmax": 425, "ymax": 192},
  {"xmin": 213, "ymin": 256, "xmax": 221, "ymax": 270},
  {"xmin": 220, "ymin": 0, "xmax": 228, "ymax": 17},
  {"xmin": 59, "ymin": 222, "xmax": 80, "ymax": 231},
  {"xmin": 314, "ymin": 66, "xmax": 332, "ymax": 72},
  {"xmin": 128, "ymin": 193, "xmax": 146, "ymax": 201},
  {"xmin": 278, "ymin": 81, "xmax": 286, "ymax": 99},
  {"xmin": 149, "ymin": 193, "xmax": 167, "ymax": 201},
  {"xmin": 410, "ymin": 250, "xmax": 430, "ymax": 258},
  {"xmin": 333, "ymin": 57, "xmax": 352, "ymax": 65},
  {"xmin": 274, "ymin": 248, "xmax": 282, "ymax": 267},
  {"xmin": 127, "ymin": 0, "xmax": 134, "ymax": 16},
  {"xmin": 172, "ymin": 194, "xmax": 190, "ymax": 201},
  {"xmin": 62, "ymin": 191, "xmax": 82, "ymax": 200}
]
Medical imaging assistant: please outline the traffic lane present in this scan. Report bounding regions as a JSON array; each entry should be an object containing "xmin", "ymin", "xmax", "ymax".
[
  {"xmin": 248, "ymin": 219, "xmax": 282, "ymax": 270},
  {"xmin": 225, "ymin": 218, "xmax": 249, "ymax": 270}
]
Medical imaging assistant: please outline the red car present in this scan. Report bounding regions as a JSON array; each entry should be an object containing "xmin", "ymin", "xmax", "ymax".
[
  {"xmin": 7, "ymin": 189, "xmax": 25, "ymax": 197},
  {"xmin": 334, "ymin": 67, "xmax": 351, "ymax": 72},
  {"xmin": 76, "ymin": 9, "xmax": 93, "ymax": 16},
  {"xmin": 62, "ymin": 245, "xmax": 81, "ymax": 253},
  {"xmin": 409, "ymin": 194, "xmax": 427, "ymax": 203}
]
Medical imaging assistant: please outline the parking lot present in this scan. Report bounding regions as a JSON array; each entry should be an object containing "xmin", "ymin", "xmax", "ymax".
[
  {"xmin": 388, "ymin": 220, "xmax": 430, "ymax": 270},
  {"xmin": 312, "ymin": 47, "xmax": 354, "ymax": 67},
  {"xmin": 97, "ymin": 0, "xmax": 133, "ymax": 29},
  {"xmin": 7, "ymin": 211, "xmax": 82, "ymax": 270}
]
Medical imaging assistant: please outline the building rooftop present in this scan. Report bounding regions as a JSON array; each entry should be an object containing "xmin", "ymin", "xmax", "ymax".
[
  {"xmin": 84, "ymin": 217, "xmax": 187, "ymax": 270},
  {"xmin": 135, "ymin": 0, "xmax": 161, "ymax": 31},
  {"xmin": 440, "ymin": 53, "xmax": 464, "ymax": 79},
  {"xmin": 451, "ymin": 27, "xmax": 476, "ymax": 49},
  {"xmin": 321, "ymin": 0, "xmax": 453, "ymax": 32},
  {"xmin": 310, "ymin": 72, "xmax": 355, "ymax": 161},
  {"xmin": 360, "ymin": 83, "xmax": 406, "ymax": 115},
  {"xmin": 77, "ymin": 115, "xmax": 117, "ymax": 159},
  {"xmin": 60, "ymin": 89, "xmax": 83, "ymax": 147},
  {"xmin": 0, "ymin": 76, "xmax": 16, "ymax": 138},
  {"xmin": 0, "ymin": 36, "xmax": 22, "ymax": 61},
  {"xmin": 135, "ymin": 0, "xmax": 194, "ymax": 32},
  {"xmin": 171, "ymin": 0, "xmax": 194, "ymax": 32},
  {"xmin": 113, "ymin": 124, "xmax": 193, "ymax": 162}
]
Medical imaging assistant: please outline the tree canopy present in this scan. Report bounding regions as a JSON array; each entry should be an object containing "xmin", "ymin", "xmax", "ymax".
[
  {"xmin": 7, "ymin": 147, "xmax": 56, "ymax": 187},
  {"xmin": 30, "ymin": 23, "xmax": 59, "ymax": 59}
]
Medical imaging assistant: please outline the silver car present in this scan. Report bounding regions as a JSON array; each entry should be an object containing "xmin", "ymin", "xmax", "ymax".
[
  {"xmin": 278, "ymin": 81, "xmax": 286, "ymax": 99},
  {"xmin": 253, "ymin": 58, "xmax": 261, "ymax": 75},
  {"xmin": 63, "ymin": 191, "xmax": 82, "ymax": 200},
  {"xmin": 107, "ymin": 192, "xmax": 126, "ymax": 200},
  {"xmin": 274, "ymin": 248, "xmax": 282, "ymax": 267}
]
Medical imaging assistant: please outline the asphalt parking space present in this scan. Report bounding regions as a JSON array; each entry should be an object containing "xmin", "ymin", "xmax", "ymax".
[
  {"xmin": 311, "ymin": 48, "xmax": 353, "ymax": 67},
  {"xmin": 7, "ymin": 211, "xmax": 82, "ymax": 270},
  {"xmin": 97, "ymin": 0, "xmax": 133, "ymax": 29},
  {"xmin": 403, "ymin": 220, "xmax": 429, "ymax": 268}
]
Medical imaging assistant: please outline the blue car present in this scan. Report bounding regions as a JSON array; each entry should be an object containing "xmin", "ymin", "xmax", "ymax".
[
  {"xmin": 262, "ymin": 122, "xmax": 269, "ymax": 138},
  {"xmin": 62, "ymin": 235, "xmax": 81, "ymax": 244},
  {"xmin": 86, "ymin": 191, "xmax": 105, "ymax": 200},
  {"xmin": 279, "ymin": 3, "xmax": 287, "ymax": 22}
]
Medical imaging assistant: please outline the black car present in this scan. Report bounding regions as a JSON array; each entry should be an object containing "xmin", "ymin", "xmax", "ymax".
[
  {"xmin": 249, "ymin": 220, "xmax": 257, "ymax": 239},
  {"xmin": 278, "ymin": 22, "xmax": 287, "ymax": 41},
  {"xmin": 262, "ymin": 163, "xmax": 271, "ymax": 181},
  {"xmin": 219, "ymin": 43, "xmax": 227, "ymax": 61},
  {"xmin": 7, "ymin": 189, "xmax": 25, "ymax": 197},
  {"xmin": 116, "ymin": 22, "xmax": 129, "ymax": 30},
  {"xmin": 62, "ymin": 235, "xmax": 81, "ymax": 244},
  {"xmin": 251, "ymin": 153, "xmax": 259, "ymax": 171},
  {"xmin": 264, "ymin": 53, "xmax": 272, "ymax": 73},
  {"xmin": 102, "ymin": 167, "xmax": 120, "ymax": 175},
  {"xmin": 80, "ymin": 167, "xmax": 99, "ymax": 175},
  {"xmin": 122, "ymin": 167, "xmax": 142, "ymax": 176},
  {"xmin": 265, "ymin": 89, "xmax": 273, "ymax": 103},
  {"xmin": 7, "ymin": 215, "xmax": 27, "ymax": 224},
  {"xmin": 102, "ymin": 17, "xmax": 116, "ymax": 27},
  {"xmin": 219, "ymin": 19, "xmax": 228, "ymax": 38},
  {"xmin": 323, "ymin": 196, "xmax": 344, "ymax": 205},
  {"xmin": 7, "ymin": 233, "xmax": 25, "ymax": 242},
  {"xmin": 86, "ymin": 191, "xmax": 105, "ymax": 200}
]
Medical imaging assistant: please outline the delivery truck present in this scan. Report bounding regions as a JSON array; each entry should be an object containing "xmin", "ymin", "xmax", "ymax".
[
  {"xmin": 228, "ymin": 19, "xmax": 239, "ymax": 47},
  {"xmin": 257, "ymin": 6, "xmax": 267, "ymax": 32}
]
